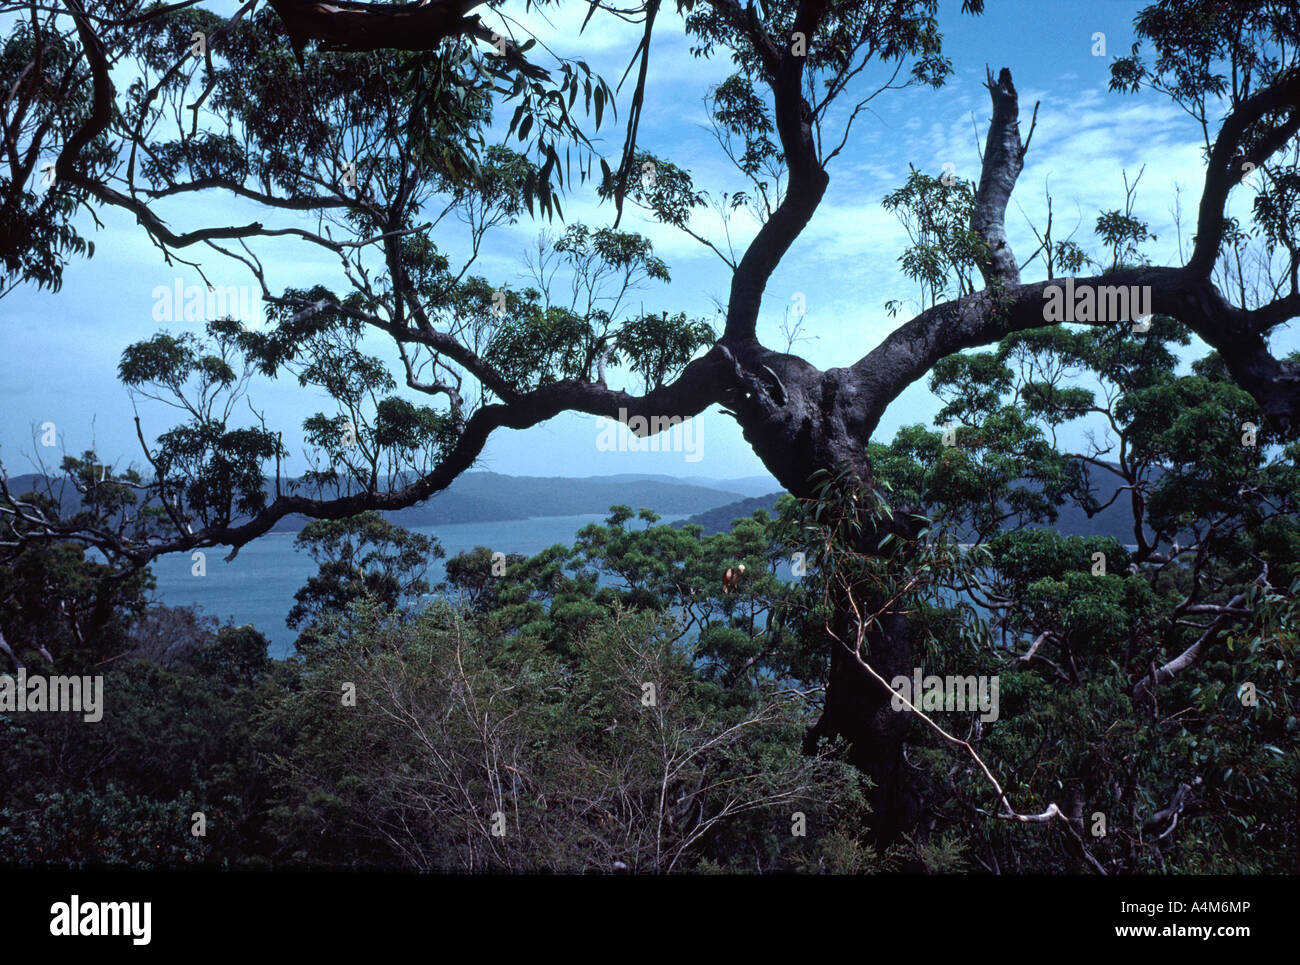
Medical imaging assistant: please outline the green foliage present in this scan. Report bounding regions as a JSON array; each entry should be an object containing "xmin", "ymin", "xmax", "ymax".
[
  {"xmin": 0, "ymin": 785, "xmax": 204, "ymax": 869},
  {"xmin": 613, "ymin": 311, "xmax": 716, "ymax": 391},
  {"xmin": 0, "ymin": 515, "xmax": 152, "ymax": 667},
  {"xmin": 874, "ymin": 313, "xmax": 1300, "ymax": 872},
  {"xmin": 4, "ymin": 0, "xmax": 1298, "ymax": 875},
  {"xmin": 0, "ymin": 17, "xmax": 113, "ymax": 292},
  {"xmin": 882, "ymin": 166, "xmax": 987, "ymax": 306},
  {"xmin": 683, "ymin": 0, "xmax": 955, "ymax": 89},
  {"xmin": 1109, "ymin": 0, "xmax": 1300, "ymax": 261},
  {"xmin": 257, "ymin": 598, "xmax": 864, "ymax": 872},
  {"xmin": 287, "ymin": 512, "xmax": 442, "ymax": 650},
  {"xmin": 0, "ymin": 625, "xmax": 280, "ymax": 868},
  {"xmin": 483, "ymin": 304, "xmax": 594, "ymax": 388}
]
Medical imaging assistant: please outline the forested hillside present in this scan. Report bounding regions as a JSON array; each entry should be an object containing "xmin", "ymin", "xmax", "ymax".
[{"xmin": 6, "ymin": 471, "xmax": 744, "ymax": 529}]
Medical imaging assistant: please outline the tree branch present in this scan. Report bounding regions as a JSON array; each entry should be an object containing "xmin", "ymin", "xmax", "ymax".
[{"xmin": 971, "ymin": 67, "xmax": 1025, "ymax": 287}]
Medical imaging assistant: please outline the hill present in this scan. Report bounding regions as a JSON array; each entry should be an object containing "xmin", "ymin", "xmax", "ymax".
[
  {"xmin": 5, "ymin": 471, "xmax": 747, "ymax": 532},
  {"xmin": 676, "ymin": 470, "xmax": 1173, "ymax": 544},
  {"xmin": 674, "ymin": 493, "xmax": 787, "ymax": 534}
]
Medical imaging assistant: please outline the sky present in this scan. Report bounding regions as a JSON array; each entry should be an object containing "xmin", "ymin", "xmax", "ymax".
[{"xmin": 2, "ymin": 0, "xmax": 1287, "ymax": 487}]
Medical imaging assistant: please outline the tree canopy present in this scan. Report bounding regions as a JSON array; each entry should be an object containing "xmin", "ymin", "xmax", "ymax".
[{"xmin": 3, "ymin": 0, "xmax": 1300, "ymax": 857}]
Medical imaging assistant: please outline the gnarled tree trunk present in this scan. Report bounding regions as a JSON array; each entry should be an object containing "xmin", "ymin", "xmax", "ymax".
[{"xmin": 716, "ymin": 343, "xmax": 922, "ymax": 840}]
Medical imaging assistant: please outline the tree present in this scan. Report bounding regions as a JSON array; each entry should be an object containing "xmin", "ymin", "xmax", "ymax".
[
  {"xmin": 0, "ymin": 0, "xmax": 617, "ymax": 289},
  {"xmin": 6, "ymin": 0, "xmax": 1300, "ymax": 841},
  {"xmin": 286, "ymin": 511, "xmax": 441, "ymax": 649},
  {"xmin": 267, "ymin": 529, "xmax": 870, "ymax": 872},
  {"xmin": 851, "ymin": 314, "xmax": 1299, "ymax": 870}
]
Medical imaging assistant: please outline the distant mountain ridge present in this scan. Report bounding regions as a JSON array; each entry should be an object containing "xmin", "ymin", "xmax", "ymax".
[
  {"xmin": 677, "ymin": 472, "xmax": 1167, "ymax": 544},
  {"xmin": 5, "ymin": 471, "xmax": 751, "ymax": 532},
  {"xmin": 9, "ymin": 467, "xmax": 1164, "ymax": 543},
  {"xmin": 675, "ymin": 493, "xmax": 788, "ymax": 534}
]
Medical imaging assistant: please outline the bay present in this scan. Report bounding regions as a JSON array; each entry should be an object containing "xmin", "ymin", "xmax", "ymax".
[{"xmin": 149, "ymin": 513, "xmax": 688, "ymax": 658}]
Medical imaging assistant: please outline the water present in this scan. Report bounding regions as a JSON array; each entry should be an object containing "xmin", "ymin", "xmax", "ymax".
[
  {"xmin": 149, "ymin": 514, "xmax": 687, "ymax": 658},
  {"xmin": 150, "ymin": 520, "xmax": 1092, "ymax": 659}
]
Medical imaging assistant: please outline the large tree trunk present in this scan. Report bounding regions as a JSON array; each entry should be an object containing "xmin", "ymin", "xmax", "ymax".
[
  {"xmin": 724, "ymin": 349, "xmax": 921, "ymax": 841},
  {"xmin": 805, "ymin": 598, "xmax": 921, "ymax": 844}
]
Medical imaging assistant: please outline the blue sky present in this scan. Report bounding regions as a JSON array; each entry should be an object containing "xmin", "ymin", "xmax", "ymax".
[{"xmin": 2, "ymin": 0, "xmax": 1282, "ymax": 486}]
